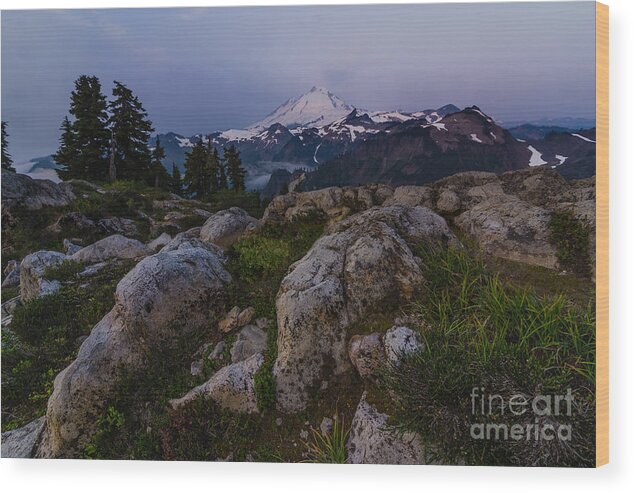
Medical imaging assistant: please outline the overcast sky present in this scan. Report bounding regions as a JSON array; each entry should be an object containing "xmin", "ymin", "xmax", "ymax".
[{"xmin": 2, "ymin": 2, "xmax": 595, "ymax": 162}]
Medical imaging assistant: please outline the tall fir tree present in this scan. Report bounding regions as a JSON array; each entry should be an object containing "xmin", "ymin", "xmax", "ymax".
[
  {"xmin": 149, "ymin": 136, "xmax": 170, "ymax": 189},
  {"xmin": 53, "ymin": 117, "xmax": 78, "ymax": 180},
  {"xmin": 109, "ymin": 81, "xmax": 154, "ymax": 182},
  {"xmin": 1, "ymin": 121, "xmax": 15, "ymax": 171},
  {"xmin": 53, "ymin": 75, "xmax": 110, "ymax": 180},
  {"xmin": 183, "ymin": 139, "xmax": 209, "ymax": 199},
  {"xmin": 224, "ymin": 145, "xmax": 246, "ymax": 191},
  {"xmin": 217, "ymin": 153, "xmax": 228, "ymax": 190},
  {"xmin": 206, "ymin": 138, "xmax": 221, "ymax": 193},
  {"xmin": 171, "ymin": 163, "xmax": 182, "ymax": 195}
]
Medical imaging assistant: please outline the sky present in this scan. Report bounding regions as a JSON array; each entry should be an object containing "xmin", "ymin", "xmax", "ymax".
[{"xmin": 1, "ymin": 2, "xmax": 596, "ymax": 163}]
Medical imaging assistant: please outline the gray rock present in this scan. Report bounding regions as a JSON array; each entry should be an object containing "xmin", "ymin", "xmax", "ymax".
[
  {"xmin": 71, "ymin": 234, "xmax": 151, "ymax": 264},
  {"xmin": 346, "ymin": 393, "xmax": 424, "ymax": 464},
  {"xmin": 2, "ymin": 260, "xmax": 20, "ymax": 288},
  {"xmin": 147, "ymin": 232, "xmax": 172, "ymax": 251},
  {"xmin": 63, "ymin": 239, "xmax": 83, "ymax": 255},
  {"xmin": 454, "ymin": 196, "xmax": 558, "ymax": 269},
  {"xmin": 383, "ymin": 326, "xmax": 422, "ymax": 364},
  {"xmin": 210, "ymin": 340, "xmax": 226, "ymax": 360},
  {"xmin": 230, "ymin": 325, "xmax": 267, "ymax": 363},
  {"xmin": 97, "ymin": 217, "xmax": 139, "ymax": 236},
  {"xmin": 191, "ymin": 360, "xmax": 204, "ymax": 377},
  {"xmin": 159, "ymin": 231, "xmax": 223, "ymax": 257},
  {"xmin": 37, "ymin": 246, "xmax": 231, "ymax": 458},
  {"xmin": 1, "ymin": 416, "xmax": 46, "ymax": 458},
  {"xmin": 1, "ymin": 296, "xmax": 21, "ymax": 319},
  {"xmin": 169, "ymin": 353, "xmax": 263, "ymax": 414},
  {"xmin": 436, "ymin": 189, "xmax": 461, "ymax": 214},
  {"xmin": 1, "ymin": 170, "xmax": 75, "ymax": 210},
  {"xmin": 200, "ymin": 207, "xmax": 258, "ymax": 249},
  {"xmin": 77, "ymin": 262, "xmax": 107, "ymax": 278},
  {"xmin": 384, "ymin": 185, "xmax": 434, "ymax": 208},
  {"xmin": 320, "ymin": 417, "xmax": 334, "ymax": 435},
  {"xmin": 274, "ymin": 207, "xmax": 438, "ymax": 412},
  {"xmin": 20, "ymin": 250, "xmax": 68, "ymax": 301},
  {"xmin": 348, "ymin": 332, "xmax": 385, "ymax": 379}
]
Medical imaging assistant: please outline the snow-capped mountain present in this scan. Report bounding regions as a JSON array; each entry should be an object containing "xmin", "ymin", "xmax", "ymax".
[{"xmin": 248, "ymin": 86, "xmax": 356, "ymax": 131}]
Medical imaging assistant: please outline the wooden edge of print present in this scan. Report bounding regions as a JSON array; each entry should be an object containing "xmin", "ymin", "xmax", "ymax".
[{"xmin": 595, "ymin": 0, "xmax": 609, "ymax": 468}]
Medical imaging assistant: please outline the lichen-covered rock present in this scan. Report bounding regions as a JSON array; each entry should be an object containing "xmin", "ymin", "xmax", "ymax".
[
  {"xmin": 346, "ymin": 393, "xmax": 425, "ymax": 464},
  {"xmin": 147, "ymin": 232, "xmax": 172, "ymax": 251},
  {"xmin": 36, "ymin": 247, "xmax": 231, "ymax": 458},
  {"xmin": 230, "ymin": 325, "xmax": 267, "ymax": 363},
  {"xmin": 1, "ymin": 170, "xmax": 75, "ymax": 210},
  {"xmin": 383, "ymin": 326, "xmax": 422, "ymax": 364},
  {"xmin": 169, "ymin": 353, "xmax": 263, "ymax": 414},
  {"xmin": 71, "ymin": 234, "xmax": 151, "ymax": 263},
  {"xmin": 273, "ymin": 206, "xmax": 454, "ymax": 412},
  {"xmin": 20, "ymin": 250, "xmax": 68, "ymax": 301},
  {"xmin": 436, "ymin": 189, "xmax": 461, "ymax": 213},
  {"xmin": 200, "ymin": 207, "xmax": 258, "ymax": 249},
  {"xmin": 2, "ymin": 259, "xmax": 20, "ymax": 288},
  {"xmin": 454, "ymin": 196, "xmax": 558, "ymax": 269},
  {"xmin": 384, "ymin": 185, "xmax": 434, "ymax": 208},
  {"xmin": 348, "ymin": 332, "xmax": 384, "ymax": 379},
  {"xmin": 1, "ymin": 416, "xmax": 46, "ymax": 458}
]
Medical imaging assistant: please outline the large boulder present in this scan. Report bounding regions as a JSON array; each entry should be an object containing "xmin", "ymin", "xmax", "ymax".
[
  {"xmin": 160, "ymin": 230, "xmax": 222, "ymax": 256},
  {"xmin": 169, "ymin": 353, "xmax": 263, "ymax": 414},
  {"xmin": 71, "ymin": 234, "xmax": 151, "ymax": 263},
  {"xmin": 346, "ymin": 393, "xmax": 425, "ymax": 464},
  {"xmin": 36, "ymin": 246, "xmax": 232, "ymax": 458},
  {"xmin": 1, "ymin": 170, "xmax": 75, "ymax": 210},
  {"xmin": 273, "ymin": 206, "xmax": 457, "ymax": 412},
  {"xmin": 20, "ymin": 250, "xmax": 68, "ymax": 301},
  {"xmin": 1, "ymin": 416, "xmax": 46, "ymax": 458},
  {"xmin": 454, "ymin": 196, "xmax": 558, "ymax": 269},
  {"xmin": 200, "ymin": 207, "xmax": 258, "ymax": 249}
]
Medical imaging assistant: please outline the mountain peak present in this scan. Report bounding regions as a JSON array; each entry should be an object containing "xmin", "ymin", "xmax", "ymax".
[{"xmin": 249, "ymin": 87, "xmax": 355, "ymax": 131}]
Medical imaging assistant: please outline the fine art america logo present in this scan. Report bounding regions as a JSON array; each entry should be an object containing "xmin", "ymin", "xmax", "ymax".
[{"xmin": 470, "ymin": 388, "xmax": 574, "ymax": 442}]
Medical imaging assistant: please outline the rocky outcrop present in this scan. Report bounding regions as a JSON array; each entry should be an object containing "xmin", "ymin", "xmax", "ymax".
[
  {"xmin": 97, "ymin": 217, "xmax": 138, "ymax": 236},
  {"xmin": 20, "ymin": 250, "xmax": 68, "ymax": 301},
  {"xmin": 1, "ymin": 170, "xmax": 75, "ymax": 210},
  {"xmin": 383, "ymin": 185, "xmax": 433, "ymax": 208},
  {"xmin": 1, "ymin": 416, "xmax": 46, "ymax": 458},
  {"xmin": 454, "ymin": 196, "xmax": 558, "ymax": 269},
  {"xmin": 170, "ymin": 353, "xmax": 263, "ymax": 414},
  {"xmin": 346, "ymin": 393, "xmax": 425, "ymax": 464},
  {"xmin": 71, "ymin": 234, "xmax": 151, "ymax": 263},
  {"xmin": 273, "ymin": 206, "xmax": 457, "ymax": 412},
  {"xmin": 47, "ymin": 212, "xmax": 96, "ymax": 234},
  {"xmin": 262, "ymin": 185, "xmax": 392, "ymax": 225},
  {"xmin": 36, "ymin": 246, "xmax": 232, "ymax": 458},
  {"xmin": 200, "ymin": 207, "xmax": 258, "ymax": 249}
]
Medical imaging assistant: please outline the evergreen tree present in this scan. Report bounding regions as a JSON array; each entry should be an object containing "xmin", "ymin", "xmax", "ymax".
[
  {"xmin": 54, "ymin": 75, "xmax": 110, "ymax": 180},
  {"xmin": 53, "ymin": 117, "xmax": 78, "ymax": 180},
  {"xmin": 171, "ymin": 163, "xmax": 182, "ymax": 195},
  {"xmin": 217, "ymin": 153, "xmax": 228, "ymax": 190},
  {"xmin": 183, "ymin": 139, "xmax": 209, "ymax": 199},
  {"xmin": 109, "ymin": 81, "xmax": 154, "ymax": 182},
  {"xmin": 224, "ymin": 145, "xmax": 246, "ymax": 191},
  {"xmin": 149, "ymin": 136, "xmax": 170, "ymax": 189},
  {"xmin": 206, "ymin": 138, "xmax": 220, "ymax": 193},
  {"xmin": 1, "ymin": 121, "xmax": 15, "ymax": 171}
]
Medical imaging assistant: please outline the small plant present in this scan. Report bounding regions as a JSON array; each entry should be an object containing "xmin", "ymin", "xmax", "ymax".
[
  {"xmin": 549, "ymin": 210, "xmax": 592, "ymax": 277},
  {"xmin": 303, "ymin": 416, "xmax": 349, "ymax": 464}
]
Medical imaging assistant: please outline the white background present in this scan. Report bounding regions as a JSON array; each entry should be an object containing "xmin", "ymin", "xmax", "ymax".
[{"xmin": 0, "ymin": 0, "xmax": 631, "ymax": 491}]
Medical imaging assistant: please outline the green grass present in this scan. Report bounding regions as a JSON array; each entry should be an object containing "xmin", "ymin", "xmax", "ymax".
[
  {"xmin": 380, "ymin": 244, "xmax": 596, "ymax": 467},
  {"xmin": 43, "ymin": 259, "xmax": 84, "ymax": 282},
  {"xmin": 302, "ymin": 416, "xmax": 349, "ymax": 463}
]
